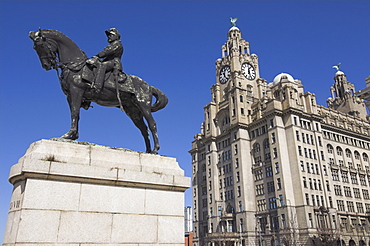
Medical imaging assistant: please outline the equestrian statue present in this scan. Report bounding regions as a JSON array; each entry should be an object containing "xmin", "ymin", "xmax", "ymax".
[{"xmin": 29, "ymin": 28, "xmax": 168, "ymax": 154}]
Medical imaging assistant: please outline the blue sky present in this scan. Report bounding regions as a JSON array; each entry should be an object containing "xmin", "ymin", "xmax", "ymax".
[{"xmin": 0, "ymin": 0, "xmax": 369, "ymax": 241}]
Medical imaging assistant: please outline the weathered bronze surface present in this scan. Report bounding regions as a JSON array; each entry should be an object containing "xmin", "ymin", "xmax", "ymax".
[{"xmin": 29, "ymin": 29, "xmax": 168, "ymax": 154}]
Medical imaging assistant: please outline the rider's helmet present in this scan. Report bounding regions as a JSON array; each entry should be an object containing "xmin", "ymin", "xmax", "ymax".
[{"xmin": 105, "ymin": 28, "xmax": 121, "ymax": 42}]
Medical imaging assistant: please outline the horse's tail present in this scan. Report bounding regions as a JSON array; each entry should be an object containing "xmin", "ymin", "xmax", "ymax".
[{"xmin": 151, "ymin": 86, "xmax": 168, "ymax": 112}]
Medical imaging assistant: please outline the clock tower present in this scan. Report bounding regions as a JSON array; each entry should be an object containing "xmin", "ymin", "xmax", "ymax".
[{"xmin": 209, "ymin": 25, "xmax": 267, "ymax": 135}]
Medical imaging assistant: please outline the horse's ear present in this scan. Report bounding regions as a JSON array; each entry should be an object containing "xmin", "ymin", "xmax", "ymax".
[{"xmin": 38, "ymin": 28, "xmax": 43, "ymax": 38}]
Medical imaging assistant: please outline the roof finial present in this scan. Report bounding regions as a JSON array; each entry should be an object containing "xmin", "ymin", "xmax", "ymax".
[
  {"xmin": 230, "ymin": 17, "xmax": 238, "ymax": 27},
  {"xmin": 332, "ymin": 62, "xmax": 341, "ymax": 71}
]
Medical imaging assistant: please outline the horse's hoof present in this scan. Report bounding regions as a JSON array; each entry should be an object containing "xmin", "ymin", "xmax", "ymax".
[{"xmin": 61, "ymin": 133, "xmax": 79, "ymax": 140}]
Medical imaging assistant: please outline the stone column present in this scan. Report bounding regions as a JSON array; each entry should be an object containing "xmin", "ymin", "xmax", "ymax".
[{"xmin": 3, "ymin": 139, "xmax": 190, "ymax": 246}]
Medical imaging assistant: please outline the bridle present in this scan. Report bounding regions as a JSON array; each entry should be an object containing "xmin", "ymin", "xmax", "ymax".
[{"xmin": 34, "ymin": 37, "xmax": 60, "ymax": 69}]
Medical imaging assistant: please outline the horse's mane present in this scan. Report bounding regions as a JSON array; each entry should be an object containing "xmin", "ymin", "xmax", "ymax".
[{"xmin": 41, "ymin": 29, "xmax": 87, "ymax": 59}]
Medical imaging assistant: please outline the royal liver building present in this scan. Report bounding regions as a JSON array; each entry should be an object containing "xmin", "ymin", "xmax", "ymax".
[{"xmin": 190, "ymin": 25, "xmax": 370, "ymax": 246}]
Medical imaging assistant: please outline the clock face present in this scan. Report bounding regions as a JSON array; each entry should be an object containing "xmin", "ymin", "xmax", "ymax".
[
  {"xmin": 241, "ymin": 63, "xmax": 256, "ymax": 80},
  {"xmin": 219, "ymin": 66, "xmax": 231, "ymax": 84}
]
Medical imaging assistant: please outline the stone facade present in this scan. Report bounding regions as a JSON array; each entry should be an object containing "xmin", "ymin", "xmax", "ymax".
[
  {"xmin": 190, "ymin": 26, "xmax": 370, "ymax": 246},
  {"xmin": 3, "ymin": 139, "xmax": 190, "ymax": 246}
]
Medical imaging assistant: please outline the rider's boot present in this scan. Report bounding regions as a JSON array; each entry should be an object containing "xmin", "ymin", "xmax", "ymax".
[{"xmin": 93, "ymin": 63, "xmax": 106, "ymax": 93}]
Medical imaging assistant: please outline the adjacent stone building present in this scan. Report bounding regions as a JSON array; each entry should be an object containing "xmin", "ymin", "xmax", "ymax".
[{"xmin": 190, "ymin": 25, "xmax": 370, "ymax": 246}]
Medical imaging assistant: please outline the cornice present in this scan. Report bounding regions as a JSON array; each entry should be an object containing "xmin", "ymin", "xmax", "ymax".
[{"xmin": 321, "ymin": 123, "xmax": 370, "ymax": 142}]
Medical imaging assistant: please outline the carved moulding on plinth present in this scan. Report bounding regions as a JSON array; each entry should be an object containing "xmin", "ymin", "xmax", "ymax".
[{"xmin": 3, "ymin": 139, "xmax": 190, "ymax": 246}]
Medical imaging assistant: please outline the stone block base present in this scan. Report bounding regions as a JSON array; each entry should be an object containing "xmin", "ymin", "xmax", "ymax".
[{"xmin": 3, "ymin": 139, "xmax": 190, "ymax": 246}]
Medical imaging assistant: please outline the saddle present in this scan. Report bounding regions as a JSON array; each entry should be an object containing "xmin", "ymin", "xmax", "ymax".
[
  {"xmin": 63, "ymin": 60, "xmax": 133, "ymax": 94},
  {"xmin": 81, "ymin": 63, "xmax": 127, "ymax": 85}
]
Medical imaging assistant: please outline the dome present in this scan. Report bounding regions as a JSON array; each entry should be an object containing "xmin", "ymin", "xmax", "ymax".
[
  {"xmin": 335, "ymin": 70, "xmax": 344, "ymax": 76},
  {"xmin": 273, "ymin": 73, "xmax": 295, "ymax": 85},
  {"xmin": 229, "ymin": 26, "xmax": 240, "ymax": 32}
]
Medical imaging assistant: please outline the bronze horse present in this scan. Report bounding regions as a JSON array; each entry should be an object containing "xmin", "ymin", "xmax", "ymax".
[{"xmin": 29, "ymin": 29, "xmax": 168, "ymax": 154}]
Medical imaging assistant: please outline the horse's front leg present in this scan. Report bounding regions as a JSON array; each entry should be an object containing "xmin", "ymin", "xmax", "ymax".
[{"xmin": 61, "ymin": 88, "xmax": 83, "ymax": 140}]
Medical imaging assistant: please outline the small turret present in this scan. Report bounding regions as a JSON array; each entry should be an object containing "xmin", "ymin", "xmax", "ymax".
[{"xmin": 328, "ymin": 68, "xmax": 367, "ymax": 119}]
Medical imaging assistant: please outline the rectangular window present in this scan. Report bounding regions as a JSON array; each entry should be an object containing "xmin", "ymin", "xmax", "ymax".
[
  {"xmin": 354, "ymin": 188, "xmax": 361, "ymax": 198},
  {"xmin": 275, "ymin": 162, "xmax": 280, "ymax": 173},
  {"xmin": 303, "ymin": 177, "xmax": 307, "ymax": 188},
  {"xmin": 347, "ymin": 201, "xmax": 355, "ymax": 212},
  {"xmin": 360, "ymin": 175, "xmax": 367, "ymax": 186},
  {"xmin": 357, "ymin": 202, "xmax": 364, "ymax": 213},
  {"xmin": 305, "ymin": 193, "xmax": 310, "ymax": 205},
  {"xmin": 269, "ymin": 198, "xmax": 277, "ymax": 209},
  {"xmin": 363, "ymin": 189, "xmax": 370, "ymax": 200},
  {"xmin": 256, "ymin": 184, "xmax": 264, "ymax": 196},
  {"xmin": 265, "ymin": 166, "xmax": 273, "ymax": 177},
  {"xmin": 273, "ymin": 148, "xmax": 278, "ymax": 158},
  {"xmin": 337, "ymin": 200, "xmax": 345, "ymax": 211},
  {"xmin": 267, "ymin": 181, "xmax": 275, "ymax": 193},
  {"xmin": 331, "ymin": 169, "xmax": 339, "ymax": 181},
  {"xmin": 257, "ymin": 199, "xmax": 266, "ymax": 212},
  {"xmin": 298, "ymin": 146, "xmax": 302, "ymax": 156},
  {"xmin": 277, "ymin": 178, "xmax": 282, "ymax": 190},
  {"xmin": 334, "ymin": 185, "xmax": 342, "ymax": 196},
  {"xmin": 255, "ymin": 169, "xmax": 263, "ymax": 181},
  {"xmin": 341, "ymin": 171, "xmax": 349, "ymax": 183},
  {"xmin": 351, "ymin": 173, "xmax": 358, "ymax": 184},
  {"xmin": 271, "ymin": 133, "xmax": 276, "ymax": 144},
  {"xmin": 343, "ymin": 186, "xmax": 352, "ymax": 197}
]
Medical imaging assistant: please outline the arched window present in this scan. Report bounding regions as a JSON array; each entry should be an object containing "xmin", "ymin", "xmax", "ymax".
[
  {"xmin": 327, "ymin": 144, "xmax": 334, "ymax": 154},
  {"xmin": 345, "ymin": 149, "xmax": 352, "ymax": 158},
  {"xmin": 354, "ymin": 151, "xmax": 360, "ymax": 160},
  {"xmin": 363, "ymin": 153, "xmax": 369, "ymax": 162},
  {"xmin": 336, "ymin": 147, "xmax": 343, "ymax": 156}
]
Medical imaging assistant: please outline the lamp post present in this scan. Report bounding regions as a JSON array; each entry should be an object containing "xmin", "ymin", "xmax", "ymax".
[{"xmin": 276, "ymin": 197, "xmax": 298, "ymax": 246}]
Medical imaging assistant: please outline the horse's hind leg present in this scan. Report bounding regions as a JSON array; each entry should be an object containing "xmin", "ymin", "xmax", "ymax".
[
  {"xmin": 141, "ymin": 107, "xmax": 160, "ymax": 154},
  {"xmin": 123, "ymin": 101, "xmax": 152, "ymax": 153},
  {"xmin": 131, "ymin": 116, "xmax": 151, "ymax": 153}
]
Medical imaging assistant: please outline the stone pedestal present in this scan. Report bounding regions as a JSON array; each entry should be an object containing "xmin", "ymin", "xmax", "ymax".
[{"xmin": 3, "ymin": 139, "xmax": 190, "ymax": 246}]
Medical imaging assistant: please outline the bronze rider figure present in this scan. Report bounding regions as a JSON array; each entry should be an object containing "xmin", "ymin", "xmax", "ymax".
[{"xmin": 87, "ymin": 28, "xmax": 123, "ymax": 93}]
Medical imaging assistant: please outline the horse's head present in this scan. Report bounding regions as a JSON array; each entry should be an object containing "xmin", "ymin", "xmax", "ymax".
[{"xmin": 29, "ymin": 29, "xmax": 58, "ymax": 71}]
